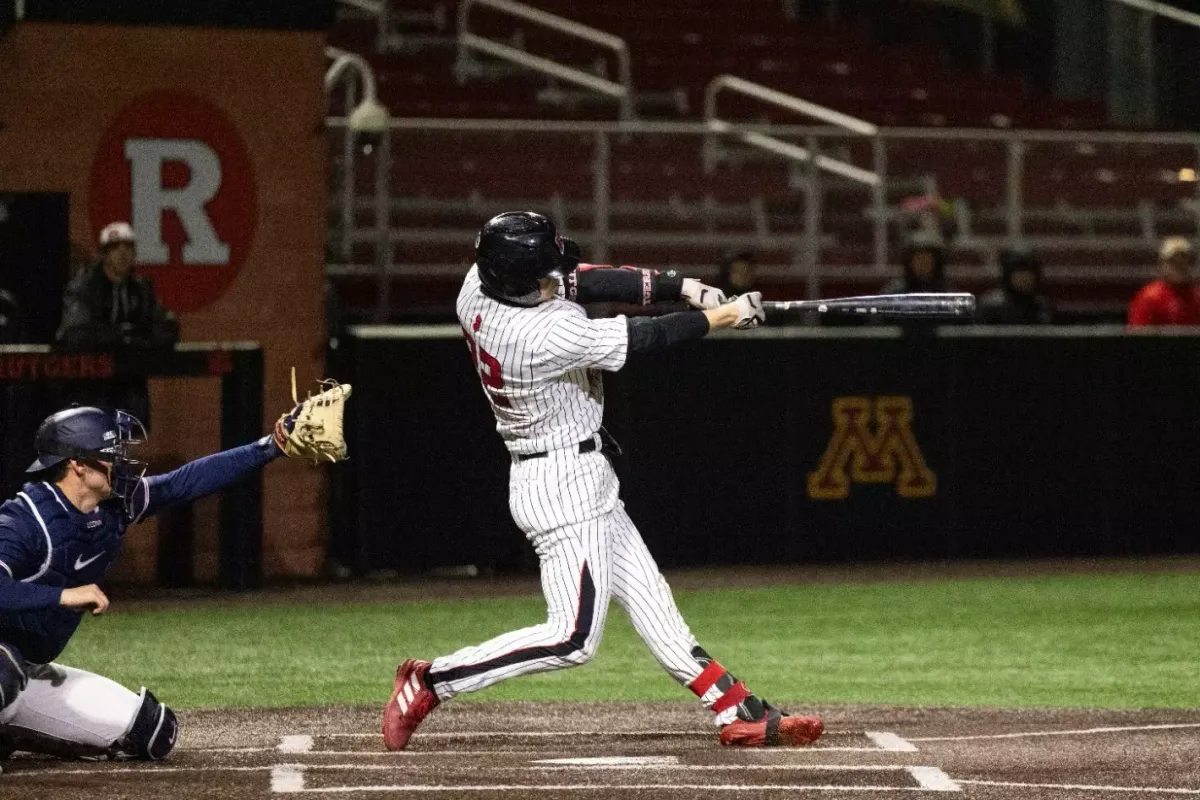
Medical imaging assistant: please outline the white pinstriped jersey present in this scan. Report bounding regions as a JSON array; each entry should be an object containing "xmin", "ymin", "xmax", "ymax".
[{"xmin": 456, "ymin": 265, "xmax": 629, "ymax": 455}]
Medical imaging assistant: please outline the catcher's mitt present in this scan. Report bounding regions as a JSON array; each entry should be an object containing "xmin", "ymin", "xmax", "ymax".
[{"xmin": 273, "ymin": 367, "xmax": 353, "ymax": 463}]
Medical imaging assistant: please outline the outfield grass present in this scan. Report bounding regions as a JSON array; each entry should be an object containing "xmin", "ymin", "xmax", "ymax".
[{"xmin": 61, "ymin": 571, "xmax": 1200, "ymax": 710}]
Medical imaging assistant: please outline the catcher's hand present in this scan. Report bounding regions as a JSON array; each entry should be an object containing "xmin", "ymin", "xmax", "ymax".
[
  {"xmin": 681, "ymin": 278, "xmax": 727, "ymax": 310},
  {"xmin": 273, "ymin": 367, "xmax": 353, "ymax": 463}
]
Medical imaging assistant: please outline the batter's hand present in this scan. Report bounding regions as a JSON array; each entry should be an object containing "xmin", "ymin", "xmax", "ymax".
[
  {"xmin": 681, "ymin": 278, "xmax": 727, "ymax": 310},
  {"xmin": 729, "ymin": 292, "xmax": 765, "ymax": 329},
  {"xmin": 61, "ymin": 584, "xmax": 109, "ymax": 616}
]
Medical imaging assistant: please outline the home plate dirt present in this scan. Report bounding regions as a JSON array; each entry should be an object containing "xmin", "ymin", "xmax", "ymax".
[{"xmin": 2, "ymin": 703, "xmax": 1199, "ymax": 799}]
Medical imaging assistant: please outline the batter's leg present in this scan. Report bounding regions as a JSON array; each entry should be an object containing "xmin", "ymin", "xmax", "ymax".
[
  {"xmin": 427, "ymin": 515, "xmax": 614, "ymax": 700},
  {"xmin": 607, "ymin": 503, "xmax": 820, "ymax": 744}
]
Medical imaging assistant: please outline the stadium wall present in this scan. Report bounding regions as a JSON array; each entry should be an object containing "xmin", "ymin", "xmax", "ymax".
[
  {"xmin": 335, "ymin": 327, "xmax": 1200, "ymax": 574},
  {"xmin": 0, "ymin": 22, "xmax": 328, "ymax": 580}
]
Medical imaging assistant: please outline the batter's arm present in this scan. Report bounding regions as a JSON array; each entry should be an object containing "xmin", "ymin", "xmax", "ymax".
[
  {"xmin": 564, "ymin": 266, "xmax": 725, "ymax": 309},
  {"xmin": 626, "ymin": 293, "xmax": 765, "ymax": 355}
]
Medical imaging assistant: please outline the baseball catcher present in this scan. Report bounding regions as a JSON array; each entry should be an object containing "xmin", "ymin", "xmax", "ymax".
[
  {"xmin": 383, "ymin": 211, "xmax": 822, "ymax": 750},
  {"xmin": 0, "ymin": 371, "xmax": 349, "ymax": 769}
]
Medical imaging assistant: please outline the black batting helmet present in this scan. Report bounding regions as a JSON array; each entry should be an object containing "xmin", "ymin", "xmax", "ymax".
[{"xmin": 475, "ymin": 211, "xmax": 576, "ymax": 306}]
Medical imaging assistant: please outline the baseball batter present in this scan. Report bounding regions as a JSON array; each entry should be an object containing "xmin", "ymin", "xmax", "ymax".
[{"xmin": 384, "ymin": 211, "xmax": 823, "ymax": 749}]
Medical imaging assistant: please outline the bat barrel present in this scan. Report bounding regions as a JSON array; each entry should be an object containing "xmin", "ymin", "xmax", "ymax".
[{"xmin": 762, "ymin": 293, "xmax": 975, "ymax": 318}]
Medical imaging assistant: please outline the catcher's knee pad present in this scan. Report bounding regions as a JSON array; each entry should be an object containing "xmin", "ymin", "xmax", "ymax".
[
  {"xmin": 123, "ymin": 689, "xmax": 178, "ymax": 760},
  {"xmin": 0, "ymin": 643, "xmax": 27, "ymax": 712}
]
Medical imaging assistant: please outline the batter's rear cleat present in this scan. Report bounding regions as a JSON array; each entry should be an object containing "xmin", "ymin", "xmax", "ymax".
[
  {"xmin": 383, "ymin": 659, "xmax": 440, "ymax": 751},
  {"xmin": 719, "ymin": 704, "xmax": 823, "ymax": 747}
]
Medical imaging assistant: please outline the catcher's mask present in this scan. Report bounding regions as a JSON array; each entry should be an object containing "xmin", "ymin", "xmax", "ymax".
[{"xmin": 27, "ymin": 406, "xmax": 148, "ymax": 511}]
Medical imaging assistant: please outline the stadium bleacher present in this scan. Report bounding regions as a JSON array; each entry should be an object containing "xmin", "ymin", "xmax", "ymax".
[{"xmin": 327, "ymin": 0, "xmax": 1199, "ymax": 320}]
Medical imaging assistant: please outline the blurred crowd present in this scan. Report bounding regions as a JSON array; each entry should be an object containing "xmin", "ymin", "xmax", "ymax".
[
  {"xmin": 3, "ymin": 227, "xmax": 1200, "ymax": 349},
  {"xmin": 0, "ymin": 221, "xmax": 178, "ymax": 425},
  {"xmin": 711, "ymin": 233, "xmax": 1200, "ymax": 328}
]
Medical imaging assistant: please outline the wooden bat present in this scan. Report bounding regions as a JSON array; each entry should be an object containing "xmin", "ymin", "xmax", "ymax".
[{"xmin": 762, "ymin": 293, "xmax": 976, "ymax": 319}]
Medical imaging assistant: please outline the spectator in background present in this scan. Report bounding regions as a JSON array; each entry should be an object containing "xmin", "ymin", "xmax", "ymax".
[
  {"xmin": 55, "ymin": 222, "xmax": 179, "ymax": 426},
  {"xmin": 976, "ymin": 244, "xmax": 1055, "ymax": 325},
  {"xmin": 880, "ymin": 231, "xmax": 949, "ymax": 294},
  {"xmin": 716, "ymin": 249, "xmax": 758, "ymax": 297},
  {"xmin": 1128, "ymin": 236, "xmax": 1200, "ymax": 327},
  {"xmin": 0, "ymin": 286, "xmax": 24, "ymax": 344}
]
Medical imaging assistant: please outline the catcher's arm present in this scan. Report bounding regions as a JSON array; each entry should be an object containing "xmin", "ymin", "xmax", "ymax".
[
  {"xmin": 129, "ymin": 436, "xmax": 282, "ymax": 523},
  {"xmin": 128, "ymin": 368, "xmax": 352, "ymax": 523}
]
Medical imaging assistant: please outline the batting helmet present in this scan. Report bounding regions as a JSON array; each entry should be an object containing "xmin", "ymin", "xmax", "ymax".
[
  {"xmin": 26, "ymin": 406, "xmax": 148, "ymax": 508},
  {"xmin": 475, "ymin": 211, "xmax": 576, "ymax": 306}
]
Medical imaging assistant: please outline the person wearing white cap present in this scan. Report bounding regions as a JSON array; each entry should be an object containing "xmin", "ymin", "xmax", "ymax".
[
  {"xmin": 53, "ymin": 222, "xmax": 179, "ymax": 426},
  {"xmin": 1128, "ymin": 237, "xmax": 1200, "ymax": 327}
]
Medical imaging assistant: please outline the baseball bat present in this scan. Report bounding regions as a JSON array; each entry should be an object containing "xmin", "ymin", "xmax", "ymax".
[{"xmin": 762, "ymin": 293, "xmax": 976, "ymax": 319}]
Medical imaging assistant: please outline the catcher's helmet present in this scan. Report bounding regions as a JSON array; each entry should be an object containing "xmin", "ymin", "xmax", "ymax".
[
  {"xmin": 27, "ymin": 406, "xmax": 148, "ymax": 507},
  {"xmin": 475, "ymin": 211, "xmax": 577, "ymax": 306}
]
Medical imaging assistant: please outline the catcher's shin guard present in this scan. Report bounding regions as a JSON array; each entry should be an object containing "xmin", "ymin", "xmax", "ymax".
[
  {"xmin": 383, "ymin": 659, "xmax": 440, "ymax": 751},
  {"xmin": 719, "ymin": 702, "xmax": 823, "ymax": 747}
]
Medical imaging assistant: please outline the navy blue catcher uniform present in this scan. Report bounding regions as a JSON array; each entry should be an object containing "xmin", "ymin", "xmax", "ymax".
[{"xmin": 0, "ymin": 406, "xmax": 281, "ymax": 764}]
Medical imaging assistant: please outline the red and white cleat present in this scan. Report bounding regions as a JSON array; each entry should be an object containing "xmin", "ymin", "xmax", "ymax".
[
  {"xmin": 382, "ymin": 659, "xmax": 440, "ymax": 751},
  {"xmin": 719, "ymin": 706, "xmax": 823, "ymax": 747}
]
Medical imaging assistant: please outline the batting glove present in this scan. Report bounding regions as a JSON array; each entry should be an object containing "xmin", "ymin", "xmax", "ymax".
[{"xmin": 681, "ymin": 278, "xmax": 727, "ymax": 310}]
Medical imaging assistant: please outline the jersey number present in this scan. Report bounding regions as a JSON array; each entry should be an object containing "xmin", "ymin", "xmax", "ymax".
[{"xmin": 464, "ymin": 315, "xmax": 511, "ymax": 408}]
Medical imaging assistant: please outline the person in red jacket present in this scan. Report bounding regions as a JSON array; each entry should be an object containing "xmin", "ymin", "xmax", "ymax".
[{"xmin": 1129, "ymin": 237, "xmax": 1200, "ymax": 326}]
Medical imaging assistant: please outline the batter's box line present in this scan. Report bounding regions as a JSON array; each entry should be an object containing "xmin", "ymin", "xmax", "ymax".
[
  {"xmin": 909, "ymin": 722, "xmax": 1200, "ymax": 743},
  {"xmin": 1, "ymin": 763, "xmax": 960, "ymax": 792},
  {"xmin": 268, "ymin": 765, "xmax": 962, "ymax": 794}
]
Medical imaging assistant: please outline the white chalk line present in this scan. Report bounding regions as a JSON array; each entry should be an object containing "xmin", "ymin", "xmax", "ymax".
[
  {"xmin": 326, "ymin": 730, "xmax": 864, "ymax": 740},
  {"xmin": 3, "ymin": 763, "xmax": 917, "ymax": 777},
  {"xmin": 279, "ymin": 735, "xmax": 315, "ymax": 754},
  {"xmin": 4, "ymin": 764, "xmax": 282, "ymax": 777},
  {"xmin": 288, "ymin": 785, "xmax": 949, "ymax": 794},
  {"xmin": 865, "ymin": 732, "xmax": 918, "ymax": 752},
  {"xmin": 272, "ymin": 764, "xmax": 306, "ymax": 793},
  {"xmin": 525, "ymin": 764, "xmax": 916, "ymax": 772},
  {"xmin": 252, "ymin": 746, "xmax": 887, "ymax": 757},
  {"xmin": 958, "ymin": 779, "xmax": 1200, "ymax": 795},
  {"xmin": 908, "ymin": 766, "xmax": 961, "ymax": 792},
  {"xmin": 910, "ymin": 722, "xmax": 1200, "ymax": 743}
]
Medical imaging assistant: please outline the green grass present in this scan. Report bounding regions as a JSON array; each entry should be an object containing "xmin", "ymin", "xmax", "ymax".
[{"xmin": 60, "ymin": 572, "xmax": 1200, "ymax": 710}]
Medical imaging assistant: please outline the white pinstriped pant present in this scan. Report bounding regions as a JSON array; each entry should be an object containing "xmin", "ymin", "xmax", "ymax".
[{"xmin": 429, "ymin": 449, "xmax": 704, "ymax": 701}]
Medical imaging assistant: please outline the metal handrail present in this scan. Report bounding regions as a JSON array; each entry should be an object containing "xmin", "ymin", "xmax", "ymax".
[
  {"xmin": 702, "ymin": 75, "xmax": 887, "ymax": 275},
  {"xmin": 706, "ymin": 75, "xmax": 879, "ymax": 136},
  {"xmin": 337, "ymin": 0, "xmax": 383, "ymax": 14},
  {"xmin": 325, "ymin": 47, "xmax": 379, "ymax": 101},
  {"xmin": 457, "ymin": 0, "xmax": 634, "ymax": 119},
  {"xmin": 323, "ymin": 116, "xmax": 1200, "ymax": 299},
  {"xmin": 323, "ymin": 115, "xmax": 1200, "ymax": 145},
  {"xmin": 1111, "ymin": 0, "xmax": 1200, "ymax": 27},
  {"xmin": 325, "ymin": 47, "xmax": 393, "ymax": 320},
  {"xmin": 704, "ymin": 75, "xmax": 880, "ymax": 187}
]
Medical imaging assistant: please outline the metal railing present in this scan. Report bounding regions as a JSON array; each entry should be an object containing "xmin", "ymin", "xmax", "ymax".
[
  {"xmin": 456, "ymin": 0, "xmax": 634, "ymax": 119},
  {"xmin": 1111, "ymin": 0, "xmax": 1200, "ymax": 26},
  {"xmin": 326, "ymin": 47, "xmax": 394, "ymax": 320},
  {"xmin": 324, "ymin": 116, "xmax": 1200, "ymax": 318},
  {"xmin": 704, "ymin": 75, "xmax": 887, "ymax": 279}
]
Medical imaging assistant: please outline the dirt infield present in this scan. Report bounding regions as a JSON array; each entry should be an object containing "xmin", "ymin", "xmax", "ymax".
[{"xmin": 3, "ymin": 702, "xmax": 1199, "ymax": 799}]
